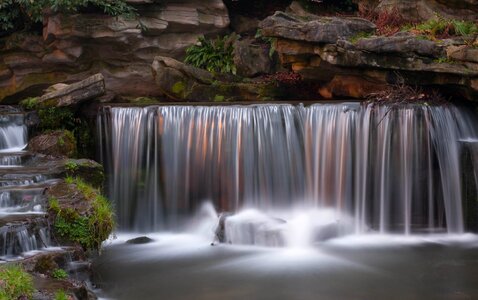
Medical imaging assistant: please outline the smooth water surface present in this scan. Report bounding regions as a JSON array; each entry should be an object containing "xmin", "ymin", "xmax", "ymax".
[{"xmin": 94, "ymin": 233, "xmax": 478, "ymax": 300}]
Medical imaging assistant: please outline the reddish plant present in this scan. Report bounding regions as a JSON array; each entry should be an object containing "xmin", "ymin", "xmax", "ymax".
[
  {"xmin": 361, "ymin": 7, "xmax": 408, "ymax": 36},
  {"xmin": 259, "ymin": 72, "xmax": 302, "ymax": 85}
]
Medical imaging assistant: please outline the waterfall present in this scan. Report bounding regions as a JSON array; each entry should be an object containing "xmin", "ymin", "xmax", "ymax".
[
  {"xmin": 0, "ymin": 113, "xmax": 27, "ymax": 152},
  {"xmin": 99, "ymin": 103, "xmax": 478, "ymax": 235}
]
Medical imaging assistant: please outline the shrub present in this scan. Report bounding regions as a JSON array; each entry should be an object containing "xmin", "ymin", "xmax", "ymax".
[
  {"xmin": 1, "ymin": 0, "xmax": 135, "ymax": 33},
  {"xmin": 185, "ymin": 34, "xmax": 238, "ymax": 75},
  {"xmin": 0, "ymin": 265, "xmax": 34, "ymax": 300},
  {"xmin": 361, "ymin": 7, "xmax": 407, "ymax": 36}
]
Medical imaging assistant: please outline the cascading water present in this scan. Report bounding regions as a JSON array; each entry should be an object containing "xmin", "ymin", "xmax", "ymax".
[
  {"xmin": 0, "ymin": 113, "xmax": 27, "ymax": 152},
  {"xmin": 99, "ymin": 103, "xmax": 478, "ymax": 242},
  {"xmin": 0, "ymin": 107, "xmax": 52, "ymax": 259}
]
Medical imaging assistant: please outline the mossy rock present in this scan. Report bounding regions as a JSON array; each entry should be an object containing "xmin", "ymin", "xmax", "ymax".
[
  {"xmin": 28, "ymin": 130, "xmax": 77, "ymax": 157},
  {"xmin": 47, "ymin": 178, "xmax": 114, "ymax": 252},
  {"xmin": 61, "ymin": 159, "xmax": 105, "ymax": 189}
]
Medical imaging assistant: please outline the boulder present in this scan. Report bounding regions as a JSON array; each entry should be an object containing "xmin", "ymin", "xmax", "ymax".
[
  {"xmin": 28, "ymin": 130, "xmax": 77, "ymax": 157},
  {"xmin": 37, "ymin": 73, "xmax": 105, "ymax": 108},
  {"xmin": 260, "ymin": 12, "xmax": 376, "ymax": 44},
  {"xmin": 233, "ymin": 38, "xmax": 272, "ymax": 77}
]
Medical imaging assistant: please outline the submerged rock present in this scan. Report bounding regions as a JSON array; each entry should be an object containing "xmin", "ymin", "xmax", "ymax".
[{"xmin": 126, "ymin": 236, "xmax": 154, "ymax": 244}]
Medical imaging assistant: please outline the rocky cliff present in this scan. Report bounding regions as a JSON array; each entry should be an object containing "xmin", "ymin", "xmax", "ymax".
[{"xmin": 0, "ymin": 0, "xmax": 229, "ymax": 102}]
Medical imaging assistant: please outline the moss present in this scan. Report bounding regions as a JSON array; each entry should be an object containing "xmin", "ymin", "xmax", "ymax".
[
  {"xmin": 38, "ymin": 107, "xmax": 75, "ymax": 132},
  {"xmin": 214, "ymin": 95, "xmax": 225, "ymax": 102},
  {"xmin": 0, "ymin": 265, "xmax": 35, "ymax": 300},
  {"xmin": 19, "ymin": 97, "xmax": 39, "ymax": 110},
  {"xmin": 48, "ymin": 177, "xmax": 114, "ymax": 251},
  {"xmin": 172, "ymin": 81, "xmax": 186, "ymax": 94},
  {"xmin": 434, "ymin": 57, "xmax": 456, "ymax": 64},
  {"xmin": 65, "ymin": 160, "xmax": 105, "ymax": 189},
  {"xmin": 348, "ymin": 31, "xmax": 373, "ymax": 44}
]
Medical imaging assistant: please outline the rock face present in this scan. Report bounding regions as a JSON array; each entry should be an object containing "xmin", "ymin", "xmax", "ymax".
[
  {"xmin": 0, "ymin": 0, "xmax": 229, "ymax": 102},
  {"xmin": 233, "ymin": 38, "xmax": 272, "ymax": 77},
  {"xmin": 355, "ymin": 0, "xmax": 478, "ymax": 22},
  {"xmin": 152, "ymin": 56, "xmax": 282, "ymax": 101},
  {"xmin": 260, "ymin": 12, "xmax": 478, "ymax": 100}
]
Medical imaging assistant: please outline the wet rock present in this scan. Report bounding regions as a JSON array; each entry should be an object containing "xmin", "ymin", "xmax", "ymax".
[
  {"xmin": 24, "ymin": 111, "xmax": 40, "ymax": 127},
  {"xmin": 36, "ymin": 74, "xmax": 105, "ymax": 108},
  {"xmin": 222, "ymin": 210, "xmax": 287, "ymax": 247},
  {"xmin": 233, "ymin": 38, "xmax": 272, "ymax": 77},
  {"xmin": 28, "ymin": 130, "xmax": 76, "ymax": 157},
  {"xmin": 215, "ymin": 212, "xmax": 232, "ymax": 243},
  {"xmin": 126, "ymin": 236, "xmax": 154, "ymax": 244}
]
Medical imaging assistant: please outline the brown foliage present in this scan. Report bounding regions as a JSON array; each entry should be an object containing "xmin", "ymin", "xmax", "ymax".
[{"xmin": 361, "ymin": 7, "xmax": 408, "ymax": 36}]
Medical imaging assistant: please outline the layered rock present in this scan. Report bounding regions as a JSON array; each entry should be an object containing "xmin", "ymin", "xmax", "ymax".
[
  {"xmin": 0, "ymin": 0, "xmax": 229, "ymax": 102},
  {"xmin": 354, "ymin": 0, "xmax": 478, "ymax": 22},
  {"xmin": 260, "ymin": 12, "xmax": 478, "ymax": 100}
]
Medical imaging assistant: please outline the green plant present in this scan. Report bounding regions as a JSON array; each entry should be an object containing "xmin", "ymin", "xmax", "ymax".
[
  {"xmin": 19, "ymin": 97, "xmax": 39, "ymax": 110},
  {"xmin": 407, "ymin": 15, "xmax": 478, "ymax": 38},
  {"xmin": 1, "ymin": 0, "xmax": 135, "ymax": 33},
  {"xmin": 349, "ymin": 31, "xmax": 373, "ymax": 44},
  {"xmin": 434, "ymin": 57, "xmax": 455, "ymax": 64},
  {"xmin": 51, "ymin": 268, "xmax": 68, "ymax": 280},
  {"xmin": 65, "ymin": 160, "xmax": 79, "ymax": 173},
  {"xmin": 185, "ymin": 34, "xmax": 238, "ymax": 75},
  {"xmin": 38, "ymin": 108, "xmax": 75, "ymax": 132},
  {"xmin": 0, "ymin": 265, "xmax": 34, "ymax": 300},
  {"xmin": 54, "ymin": 290, "xmax": 69, "ymax": 300},
  {"xmin": 255, "ymin": 29, "xmax": 277, "ymax": 58}
]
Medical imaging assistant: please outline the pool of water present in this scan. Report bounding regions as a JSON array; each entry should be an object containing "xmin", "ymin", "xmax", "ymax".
[{"xmin": 94, "ymin": 233, "xmax": 478, "ymax": 300}]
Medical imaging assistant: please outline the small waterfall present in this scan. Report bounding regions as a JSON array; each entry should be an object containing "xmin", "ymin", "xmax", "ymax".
[
  {"xmin": 0, "ymin": 114, "xmax": 27, "ymax": 152},
  {"xmin": 99, "ymin": 103, "xmax": 478, "ymax": 235},
  {"xmin": 0, "ymin": 224, "xmax": 50, "ymax": 257}
]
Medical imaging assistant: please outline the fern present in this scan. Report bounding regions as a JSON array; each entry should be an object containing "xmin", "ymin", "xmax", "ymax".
[{"xmin": 185, "ymin": 35, "xmax": 238, "ymax": 75}]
